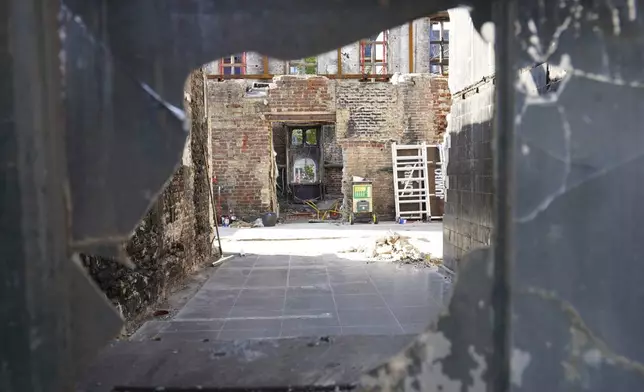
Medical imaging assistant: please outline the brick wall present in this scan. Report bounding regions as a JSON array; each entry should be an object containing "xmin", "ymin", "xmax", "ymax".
[
  {"xmin": 270, "ymin": 75, "xmax": 335, "ymax": 113},
  {"xmin": 82, "ymin": 70, "xmax": 212, "ymax": 321},
  {"xmin": 208, "ymin": 75, "xmax": 450, "ymax": 221},
  {"xmin": 324, "ymin": 167, "xmax": 343, "ymax": 196},
  {"xmin": 337, "ymin": 75, "xmax": 450, "ymax": 221},
  {"xmin": 209, "ymin": 80, "xmax": 273, "ymax": 218}
]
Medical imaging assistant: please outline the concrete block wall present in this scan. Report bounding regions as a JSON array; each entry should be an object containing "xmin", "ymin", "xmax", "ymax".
[
  {"xmin": 443, "ymin": 8, "xmax": 565, "ymax": 270},
  {"xmin": 443, "ymin": 81, "xmax": 495, "ymax": 270},
  {"xmin": 82, "ymin": 70, "xmax": 213, "ymax": 321},
  {"xmin": 443, "ymin": 8, "xmax": 496, "ymax": 270}
]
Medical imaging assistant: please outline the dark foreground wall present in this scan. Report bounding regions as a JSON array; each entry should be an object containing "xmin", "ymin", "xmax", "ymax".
[
  {"xmin": 82, "ymin": 70, "xmax": 213, "ymax": 321},
  {"xmin": 443, "ymin": 9, "xmax": 561, "ymax": 270}
]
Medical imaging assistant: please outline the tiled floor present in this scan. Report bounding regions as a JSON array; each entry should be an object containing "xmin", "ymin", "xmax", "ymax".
[{"xmin": 132, "ymin": 254, "xmax": 451, "ymax": 342}]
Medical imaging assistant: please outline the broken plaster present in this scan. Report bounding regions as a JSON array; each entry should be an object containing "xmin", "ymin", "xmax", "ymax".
[{"xmin": 524, "ymin": 287, "xmax": 644, "ymax": 380}]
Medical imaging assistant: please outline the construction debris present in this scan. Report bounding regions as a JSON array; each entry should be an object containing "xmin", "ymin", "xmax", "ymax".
[
  {"xmin": 342, "ymin": 230, "xmax": 442, "ymax": 267},
  {"xmin": 229, "ymin": 220, "xmax": 252, "ymax": 228}
]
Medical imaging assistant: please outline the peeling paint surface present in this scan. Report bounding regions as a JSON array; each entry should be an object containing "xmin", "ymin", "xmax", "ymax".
[{"xmin": 360, "ymin": 1, "xmax": 644, "ymax": 391}]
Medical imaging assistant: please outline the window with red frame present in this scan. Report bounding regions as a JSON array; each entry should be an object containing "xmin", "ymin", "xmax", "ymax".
[
  {"xmin": 220, "ymin": 53, "xmax": 246, "ymax": 75},
  {"xmin": 360, "ymin": 31, "xmax": 388, "ymax": 75}
]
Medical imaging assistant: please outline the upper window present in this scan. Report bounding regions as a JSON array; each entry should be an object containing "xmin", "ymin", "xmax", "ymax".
[
  {"xmin": 220, "ymin": 53, "xmax": 246, "ymax": 75},
  {"xmin": 429, "ymin": 18, "xmax": 450, "ymax": 75},
  {"xmin": 287, "ymin": 56, "xmax": 317, "ymax": 75},
  {"xmin": 360, "ymin": 31, "xmax": 388, "ymax": 75},
  {"xmin": 290, "ymin": 128, "xmax": 319, "ymax": 146}
]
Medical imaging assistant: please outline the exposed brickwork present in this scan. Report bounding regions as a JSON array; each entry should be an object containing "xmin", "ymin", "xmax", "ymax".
[
  {"xmin": 324, "ymin": 167, "xmax": 343, "ymax": 196},
  {"xmin": 322, "ymin": 125, "xmax": 342, "ymax": 165},
  {"xmin": 209, "ymin": 80, "xmax": 273, "ymax": 218},
  {"xmin": 82, "ymin": 69, "xmax": 213, "ymax": 321},
  {"xmin": 208, "ymin": 75, "xmax": 449, "ymax": 221},
  {"xmin": 341, "ymin": 141, "xmax": 396, "ymax": 220},
  {"xmin": 337, "ymin": 75, "xmax": 450, "ymax": 221},
  {"xmin": 270, "ymin": 75, "xmax": 334, "ymax": 113}
]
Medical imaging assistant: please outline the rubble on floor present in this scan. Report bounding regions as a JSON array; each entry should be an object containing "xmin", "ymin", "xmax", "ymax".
[
  {"xmin": 341, "ymin": 230, "xmax": 443, "ymax": 267},
  {"xmin": 228, "ymin": 218, "xmax": 264, "ymax": 228},
  {"xmin": 229, "ymin": 220, "xmax": 252, "ymax": 228}
]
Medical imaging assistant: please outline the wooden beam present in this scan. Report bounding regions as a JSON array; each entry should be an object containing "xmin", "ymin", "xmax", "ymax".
[
  {"xmin": 262, "ymin": 55, "xmax": 270, "ymax": 77},
  {"xmin": 337, "ymin": 48, "xmax": 343, "ymax": 75},
  {"xmin": 408, "ymin": 22, "xmax": 414, "ymax": 73},
  {"xmin": 205, "ymin": 73, "xmax": 392, "ymax": 81}
]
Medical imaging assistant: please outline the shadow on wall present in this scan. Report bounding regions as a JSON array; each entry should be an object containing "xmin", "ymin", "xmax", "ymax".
[{"xmin": 443, "ymin": 116, "xmax": 494, "ymax": 271}]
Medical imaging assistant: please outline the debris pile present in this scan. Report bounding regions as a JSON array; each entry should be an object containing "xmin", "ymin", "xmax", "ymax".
[
  {"xmin": 370, "ymin": 231, "xmax": 423, "ymax": 262},
  {"xmin": 228, "ymin": 218, "xmax": 264, "ymax": 228},
  {"xmin": 343, "ymin": 231, "xmax": 442, "ymax": 266},
  {"xmin": 229, "ymin": 220, "xmax": 252, "ymax": 228}
]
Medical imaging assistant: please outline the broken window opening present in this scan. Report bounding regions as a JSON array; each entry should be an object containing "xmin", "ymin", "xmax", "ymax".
[
  {"xmin": 293, "ymin": 157, "xmax": 318, "ymax": 184},
  {"xmin": 220, "ymin": 53, "xmax": 247, "ymax": 75},
  {"xmin": 287, "ymin": 56, "xmax": 318, "ymax": 75},
  {"xmin": 429, "ymin": 16, "xmax": 450, "ymax": 76},
  {"xmin": 360, "ymin": 31, "xmax": 388, "ymax": 75},
  {"xmin": 290, "ymin": 128, "xmax": 319, "ymax": 147},
  {"xmin": 288, "ymin": 126, "xmax": 323, "ymax": 199}
]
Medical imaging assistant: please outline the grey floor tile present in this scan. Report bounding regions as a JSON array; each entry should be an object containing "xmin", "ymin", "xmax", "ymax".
[
  {"xmin": 290, "ymin": 256, "xmax": 324, "ymax": 267},
  {"xmin": 334, "ymin": 294, "xmax": 387, "ymax": 310},
  {"xmin": 256, "ymin": 254, "xmax": 290, "ymax": 262},
  {"xmin": 337, "ymin": 308, "xmax": 398, "ymax": 327},
  {"xmin": 222, "ymin": 318, "xmax": 282, "ymax": 330},
  {"xmin": 288, "ymin": 269, "xmax": 329, "ymax": 286},
  {"xmin": 205, "ymin": 276, "xmax": 248, "ymax": 289},
  {"xmin": 219, "ymin": 257, "xmax": 257, "ymax": 268},
  {"xmin": 244, "ymin": 269, "xmax": 288, "ymax": 287},
  {"xmin": 401, "ymin": 323, "xmax": 430, "ymax": 334},
  {"xmin": 129, "ymin": 321, "xmax": 168, "ymax": 341},
  {"xmin": 328, "ymin": 272, "xmax": 370, "ymax": 285},
  {"xmin": 163, "ymin": 320, "xmax": 225, "ymax": 332},
  {"xmin": 254, "ymin": 256, "xmax": 290, "ymax": 268},
  {"xmin": 331, "ymin": 281, "xmax": 378, "ymax": 295},
  {"xmin": 287, "ymin": 284, "xmax": 332, "ymax": 296},
  {"xmin": 390, "ymin": 305, "xmax": 442, "ymax": 325},
  {"xmin": 152, "ymin": 331, "xmax": 220, "ymax": 343},
  {"xmin": 285, "ymin": 295, "xmax": 335, "ymax": 311},
  {"xmin": 364, "ymin": 262, "xmax": 403, "ymax": 275},
  {"xmin": 212, "ymin": 268, "xmax": 253, "ymax": 278},
  {"xmin": 380, "ymin": 291, "xmax": 435, "ymax": 308},
  {"xmin": 372, "ymin": 279, "xmax": 432, "ymax": 295},
  {"xmin": 326, "ymin": 260, "xmax": 367, "ymax": 270},
  {"xmin": 217, "ymin": 328, "xmax": 281, "ymax": 340},
  {"xmin": 228, "ymin": 308, "xmax": 283, "ymax": 318},
  {"xmin": 281, "ymin": 313, "xmax": 340, "ymax": 329},
  {"xmin": 156, "ymin": 331, "xmax": 221, "ymax": 342},
  {"xmin": 280, "ymin": 326, "xmax": 343, "ymax": 338},
  {"xmin": 174, "ymin": 305, "xmax": 233, "ymax": 320},
  {"xmin": 238, "ymin": 287, "xmax": 286, "ymax": 298},
  {"xmin": 327, "ymin": 266, "xmax": 367, "ymax": 275},
  {"xmin": 341, "ymin": 325, "xmax": 404, "ymax": 336},
  {"xmin": 186, "ymin": 288, "xmax": 240, "ymax": 308},
  {"xmin": 206, "ymin": 269, "xmax": 251, "ymax": 289},
  {"xmin": 232, "ymin": 296, "xmax": 285, "ymax": 311}
]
